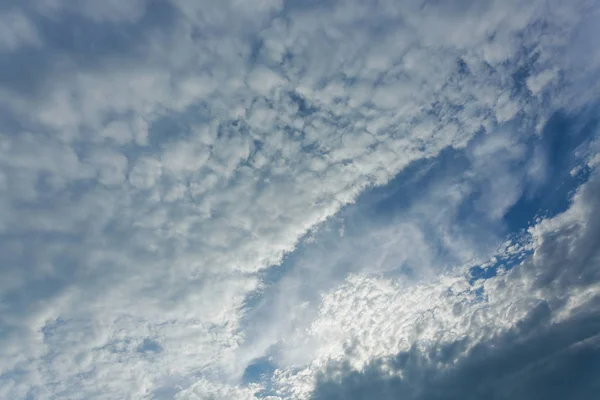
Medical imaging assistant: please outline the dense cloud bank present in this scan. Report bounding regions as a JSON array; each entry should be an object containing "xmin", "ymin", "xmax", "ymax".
[{"xmin": 0, "ymin": 0, "xmax": 599, "ymax": 398}]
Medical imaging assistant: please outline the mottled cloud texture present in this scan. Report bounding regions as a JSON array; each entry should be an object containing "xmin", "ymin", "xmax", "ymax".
[{"xmin": 0, "ymin": 0, "xmax": 599, "ymax": 399}]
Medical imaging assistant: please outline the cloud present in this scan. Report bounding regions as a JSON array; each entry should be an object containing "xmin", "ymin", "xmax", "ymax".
[
  {"xmin": 305, "ymin": 169, "xmax": 600, "ymax": 399},
  {"xmin": 311, "ymin": 318, "xmax": 600, "ymax": 400},
  {"xmin": 87, "ymin": 149, "xmax": 129, "ymax": 186},
  {"xmin": 233, "ymin": 105, "xmax": 598, "ymax": 377},
  {"xmin": 0, "ymin": 0, "xmax": 599, "ymax": 399},
  {"xmin": 129, "ymin": 156, "xmax": 162, "ymax": 189},
  {"xmin": 0, "ymin": 9, "xmax": 41, "ymax": 51}
]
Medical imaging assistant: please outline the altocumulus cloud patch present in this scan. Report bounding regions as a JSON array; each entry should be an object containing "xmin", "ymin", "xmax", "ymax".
[{"xmin": 0, "ymin": 0, "xmax": 599, "ymax": 399}]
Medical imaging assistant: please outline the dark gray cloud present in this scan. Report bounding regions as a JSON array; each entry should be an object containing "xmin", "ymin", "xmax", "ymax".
[{"xmin": 312, "ymin": 315, "xmax": 600, "ymax": 400}]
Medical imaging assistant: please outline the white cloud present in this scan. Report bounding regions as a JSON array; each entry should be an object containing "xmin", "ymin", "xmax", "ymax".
[
  {"xmin": 247, "ymin": 66, "xmax": 287, "ymax": 97},
  {"xmin": 87, "ymin": 149, "xmax": 129, "ymax": 186},
  {"xmin": 0, "ymin": 10, "xmax": 41, "ymax": 51},
  {"xmin": 98, "ymin": 120, "xmax": 134, "ymax": 146},
  {"xmin": 527, "ymin": 69, "xmax": 558, "ymax": 96},
  {"xmin": 129, "ymin": 156, "xmax": 162, "ymax": 189},
  {"xmin": 0, "ymin": 0, "xmax": 598, "ymax": 398},
  {"xmin": 175, "ymin": 379, "xmax": 264, "ymax": 400}
]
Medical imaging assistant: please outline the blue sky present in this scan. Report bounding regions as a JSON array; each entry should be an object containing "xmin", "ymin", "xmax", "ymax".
[{"xmin": 1, "ymin": 1, "xmax": 600, "ymax": 399}]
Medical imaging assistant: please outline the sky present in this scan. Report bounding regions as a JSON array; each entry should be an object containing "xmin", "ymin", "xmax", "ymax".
[{"xmin": 1, "ymin": 1, "xmax": 600, "ymax": 399}]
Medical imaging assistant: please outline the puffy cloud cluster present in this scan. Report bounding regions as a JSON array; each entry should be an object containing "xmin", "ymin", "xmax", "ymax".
[{"xmin": 0, "ymin": 0, "xmax": 598, "ymax": 399}]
